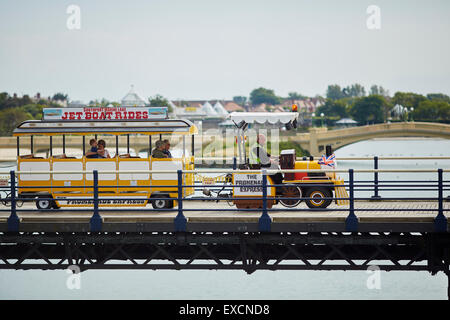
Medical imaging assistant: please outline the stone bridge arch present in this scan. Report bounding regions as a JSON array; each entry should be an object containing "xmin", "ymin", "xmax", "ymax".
[{"xmin": 294, "ymin": 122, "xmax": 450, "ymax": 156}]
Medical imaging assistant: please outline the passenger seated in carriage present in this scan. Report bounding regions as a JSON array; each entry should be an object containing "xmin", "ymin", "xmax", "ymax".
[
  {"xmin": 86, "ymin": 139, "xmax": 99, "ymax": 158},
  {"xmin": 97, "ymin": 139, "xmax": 111, "ymax": 158},
  {"xmin": 152, "ymin": 140, "xmax": 168, "ymax": 158}
]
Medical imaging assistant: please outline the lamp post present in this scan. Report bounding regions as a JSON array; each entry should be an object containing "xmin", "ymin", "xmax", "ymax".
[
  {"xmin": 311, "ymin": 112, "xmax": 315, "ymax": 127},
  {"xmin": 409, "ymin": 107, "xmax": 414, "ymax": 122},
  {"xmin": 320, "ymin": 113, "xmax": 325, "ymax": 127}
]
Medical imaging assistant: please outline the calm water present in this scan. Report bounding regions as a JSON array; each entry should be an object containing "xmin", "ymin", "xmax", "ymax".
[{"xmin": 0, "ymin": 138, "xmax": 449, "ymax": 300}]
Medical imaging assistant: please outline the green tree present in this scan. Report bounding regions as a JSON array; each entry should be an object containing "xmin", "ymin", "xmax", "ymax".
[
  {"xmin": 233, "ymin": 96, "xmax": 247, "ymax": 105},
  {"xmin": 327, "ymin": 84, "xmax": 368, "ymax": 100},
  {"xmin": 326, "ymin": 84, "xmax": 345, "ymax": 100},
  {"xmin": 0, "ymin": 92, "xmax": 9, "ymax": 110},
  {"xmin": 249, "ymin": 87, "xmax": 281, "ymax": 105},
  {"xmin": 412, "ymin": 100, "xmax": 450, "ymax": 122},
  {"xmin": 0, "ymin": 108, "xmax": 33, "ymax": 136},
  {"xmin": 350, "ymin": 95, "xmax": 386, "ymax": 124},
  {"xmin": 316, "ymin": 99, "xmax": 349, "ymax": 119},
  {"xmin": 343, "ymin": 83, "xmax": 366, "ymax": 98},
  {"xmin": 369, "ymin": 85, "xmax": 389, "ymax": 97},
  {"xmin": 19, "ymin": 104, "xmax": 45, "ymax": 119},
  {"xmin": 149, "ymin": 94, "xmax": 172, "ymax": 112},
  {"xmin": 392, "ymin": 92, "xmax": 426, "ymax": 110},
  {"xmin": 287, "ymin": 91, "xmax": 306, "ymax": 101},
  {"xmin": 52, "ymin": 93, "xmax": 68, "ymax": 101},
  {"xmin": 0, "ymin": 92, "xmax": 35, "ymax": 110},
  {"xmin": 426, "ymin": 93, "xmax": 450, "ymax": 103}
]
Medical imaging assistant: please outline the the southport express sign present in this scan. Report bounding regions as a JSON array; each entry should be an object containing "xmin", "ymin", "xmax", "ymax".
[{"xmin": 43, "ymin": 107, "xmax": 168, "ymax": 121}]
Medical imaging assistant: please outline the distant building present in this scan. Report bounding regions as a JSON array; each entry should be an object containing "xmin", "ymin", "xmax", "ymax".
[
  {"xmin": 171, "ymin": 99, "xmax": 237, "ymax": 120},
  {"xmin": 121, "ymin": 85, "xmax": 146, "ymax": 107},
  {"xmin": 67, "ymin": 100, "xmax": 86, "ymax": 108},
  {"xmin": 273, "ymin": 106, "xmax": 285, "ymax": 113},
  {"xmin": 31, "ymin": 92, "xmax": 49, "ymax": 104},
  {"xmin": 173, "ymin": 100, "xmax": 207, "ymax": 119},
  {"xmin": 171, "ymin": 100, "xmax": 205, "ymax": 109},
  {"xmin": 250, "ymin": 104, "xmax": 267, "ymax": 112},
  {"xmin": 223, "ymin": 101, "xmax": 244, "ymax": 112},
  {"xmin": 282, "ymin": 97, "xmax": 325, "ymax": 113}
]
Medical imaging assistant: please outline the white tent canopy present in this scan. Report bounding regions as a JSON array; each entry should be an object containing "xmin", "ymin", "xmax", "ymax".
[
  {"xmin": 228, "ymin": 112, "xmax": 298, "ymax": 125},
  {"xmin": 202, "ymin": 102, "xmax": 218, "ymax": 116},
  {"xmin": 335, "ymin": 118, "xmax": 357, "ymax": 124},
  {"xmin": 213, "ymin": 101, "xmax": 228, "ymax": 116}
]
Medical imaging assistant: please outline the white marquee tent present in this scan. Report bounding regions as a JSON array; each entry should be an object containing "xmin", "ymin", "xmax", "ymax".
[
  {"xmin": 213, "ymin": 101, "xmax": 228, "ymax": 116},
  {"xmin": 202, "ymin": 101, "xmax": 218, "ymax": 116}
]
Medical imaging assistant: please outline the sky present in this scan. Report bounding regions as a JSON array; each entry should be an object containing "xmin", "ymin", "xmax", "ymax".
[{"xmin": 0, "ymin": 0, "xmax": 449, "ymax": 103}]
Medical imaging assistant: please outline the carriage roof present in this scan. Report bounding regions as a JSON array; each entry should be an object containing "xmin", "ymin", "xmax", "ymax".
[
  {"xmin": 13, "ymin": 119, "xmax": 198, "ymax": 136},
  {"xmin": 228, "ymin": 112, "xmax": 298, "ymax": 126}
]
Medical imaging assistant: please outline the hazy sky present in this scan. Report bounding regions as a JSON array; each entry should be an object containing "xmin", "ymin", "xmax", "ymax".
[{"xmin": 0, "ymin": 0, "xmax": 449, "ymax": 102}]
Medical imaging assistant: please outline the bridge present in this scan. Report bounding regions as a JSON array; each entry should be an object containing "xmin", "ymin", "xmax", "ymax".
[
  {"xmin": 0, "ymin": 164, "xmax": 449, "ymax": 299},
  {"xmin": 295, "ymin": 122, "xmax": 450, "ymax": 156}
]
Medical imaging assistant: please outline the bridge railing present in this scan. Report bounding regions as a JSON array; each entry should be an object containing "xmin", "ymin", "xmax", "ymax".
[{"xmin": 0, "ymin": 167, "xmax": 449, "ymax": 233}]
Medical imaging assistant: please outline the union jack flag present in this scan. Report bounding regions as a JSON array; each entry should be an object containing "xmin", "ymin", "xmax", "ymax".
[{"xmin": 318, "ymin": 153, "xmax": 336, "ymax": 168}]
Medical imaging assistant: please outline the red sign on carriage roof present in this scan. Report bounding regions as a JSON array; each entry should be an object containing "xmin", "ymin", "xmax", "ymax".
[{"xmin": 42, "ymin": 107, "xmax": 168, "ymax": 121}]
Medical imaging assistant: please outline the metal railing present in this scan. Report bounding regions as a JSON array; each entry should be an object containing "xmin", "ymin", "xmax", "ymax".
[{"xmin": 0, "ymin": 167, "xmax": 449, "ymax": 233}]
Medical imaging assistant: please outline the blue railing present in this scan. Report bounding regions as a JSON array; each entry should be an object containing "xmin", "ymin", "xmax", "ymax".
[{"xmin": 0, "ymin": 166, "xmax": 449, "ymax": 233}]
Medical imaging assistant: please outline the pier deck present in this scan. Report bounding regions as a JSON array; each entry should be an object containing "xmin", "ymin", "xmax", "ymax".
[{"xmin": 1, "ymin": 200, "xmax": 449, "ymax": 232}]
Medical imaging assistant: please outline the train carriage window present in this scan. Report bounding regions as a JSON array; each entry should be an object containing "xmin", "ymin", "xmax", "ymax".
[
  {"xmin": 50, "ymin": 135, "xmax": 64, "ymax": 159},
  {"xmin": 17, "ymin": 135, "xmax": 32, "ymax": 158},
  {"xmin": 54, "ymin": 135, "xmax": 83, "ymax": 159},
  {"xmin": 116, "ymin": 133, "xmax": 144, "ymax": 158},
  {"xmin": 25, "ymin": 135, "xmax": 45, "ymax": 159}
]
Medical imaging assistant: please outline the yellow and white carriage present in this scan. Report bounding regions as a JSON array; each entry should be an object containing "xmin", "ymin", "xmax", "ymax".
[{"xmin": 14, "ymin": 107, "xmax": 197, "ymax": 210}]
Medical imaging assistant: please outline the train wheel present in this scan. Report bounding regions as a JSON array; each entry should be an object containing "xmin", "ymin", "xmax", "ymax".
[
  {"xmin": 305, "ymin": 187, "xmax": 332, "ymax": 209},
  {"xmin": 279, "ymin": 185, "xmax": 302, "ymax": 208},
  {"xmin": 151, "ymin": 195, "xmax": 173, "ymax": 209},
  {"xmin": 166, "ymin": 199, "xmax": 174, "ymax": 209},
  {"xmin": 36, "ymin": 195, "xmax": 53, "ymax": 210}
]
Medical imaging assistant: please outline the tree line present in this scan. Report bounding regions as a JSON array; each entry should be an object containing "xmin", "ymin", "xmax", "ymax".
[
  {"xmin": 1, "ymin": 85, "xmax": 449, "ymax": 136},
  {"xmin": 0, "ymin": 92, "xmax": 174, "ymax": 136},
  {"xmin": 235, "ymin": 85, "xmax": 450, "ymax": 125},
  {"xmin": 0, "ymin": 92, "xmax": 68, "ymax": 136},
  {"xmin": 319, "ymin": 85, "xmax": 450, "ymax": 125}
]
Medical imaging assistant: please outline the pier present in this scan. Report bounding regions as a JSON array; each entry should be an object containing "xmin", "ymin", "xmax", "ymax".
[{"xmin": 0, "ymin": 164, "xmax": 449, "ymax": 298}]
